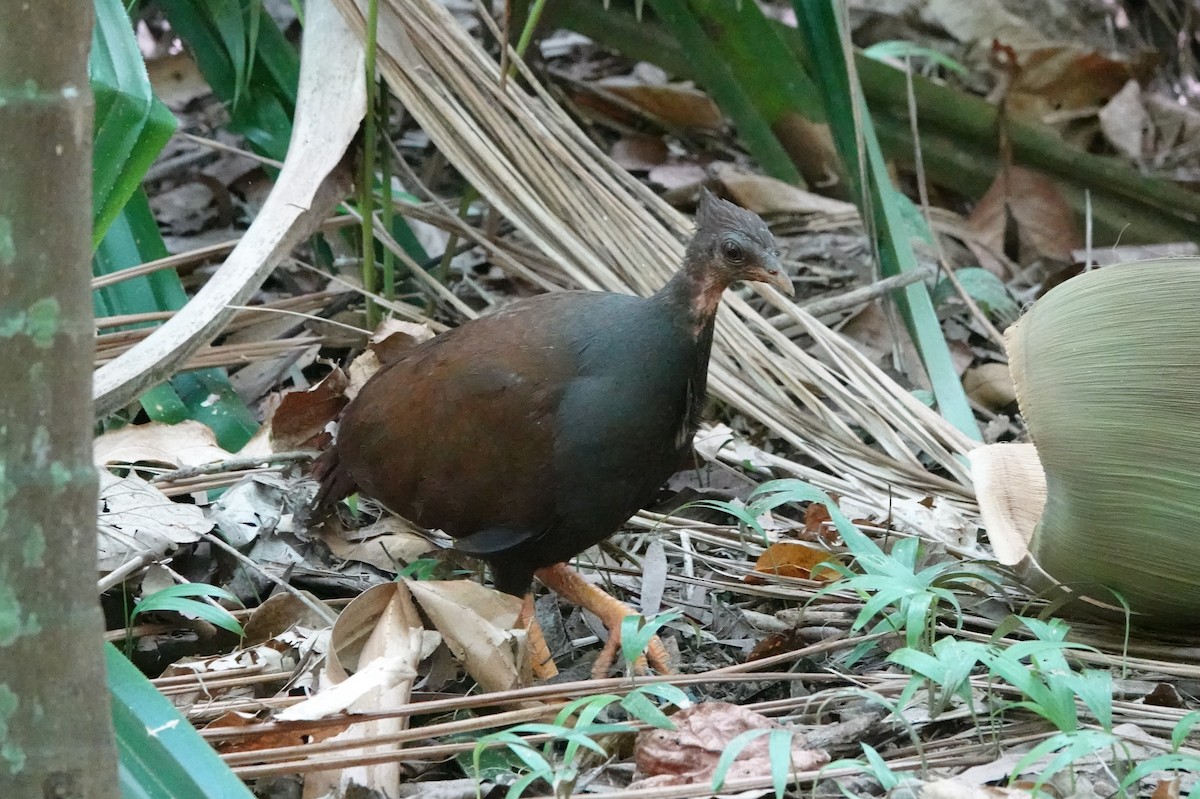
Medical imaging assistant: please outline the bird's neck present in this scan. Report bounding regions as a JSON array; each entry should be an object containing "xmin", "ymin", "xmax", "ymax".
[{"xmin": 656, "ymin": 260, "xmax": 728, "ymax": 338}]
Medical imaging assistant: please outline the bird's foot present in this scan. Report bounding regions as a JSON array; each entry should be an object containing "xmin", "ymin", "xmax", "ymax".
[
  {"xmin": 517, "ymin": 592, "xmax": 559, "ymax": 680},
  {"xmin": 533, "ymin": 562, "xmax": 675, "ymax": 678},
  {"xmin": 590, "ymin": 629, "xmax": 672, "ymax": 679}
]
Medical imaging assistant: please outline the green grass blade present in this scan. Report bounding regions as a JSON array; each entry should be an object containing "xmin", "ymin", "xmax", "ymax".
[
  {"xmin": 159, "ymin": 0, "xmax": 298, "ymax": 160},
  {"xmin": 90, "ymin": 0, "xmax": 178, "ymax": 248},
  {"xmin": 791, "ymin": 0, "xmax": 979, "ymax": 441},
  {"xmin": 94, "ymin": 191, "xmax": 258, "ymax": 450},
  {"xmin": 107, "ymin": 644, "xmax": 254, "ymax": 797},
  {"xmin": 646, "ymin": 0, "xmax": 801, "ymax": 183}
]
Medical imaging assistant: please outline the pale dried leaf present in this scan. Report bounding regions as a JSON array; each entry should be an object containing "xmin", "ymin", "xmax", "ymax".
[
  {"xmin": 640, "ymin": 538, "xmax": 668, "ymax": 617},
  {"xmin": 301, "ymin": 581, "xmax": 431, "ymax": 798},
  {"xmin": 1099, "ymin": 80, "xmax": 1148, "ymax": 160},
  {"xmin": 921, "ymin": 778, "xmax": 1034, "ymax": 799},
  {"xmin": 922, "ymin": 0, "xmax": 1046, "ymax": 51},
  {"xmin": 277, "ymin": 656, "xmax": 417, "ymax": 721},
  {"xmin": 97, "ymin": 471, "xmax": 211, "ymax": 572},
  {"xmin": 94, "ymin": 420, "xmax": 232, "ymax": 469},
  {"xmin": 406, "ymin": 579, "xmax": 524, "ymax": 692},
  {"xmin": 712, "ymin": 162, "xmax": 856, "ymax": 216},
  {"xmin": 963, "ymin": 362, "xmax": 1017, "ymax": 411},
  {"xmin": 320, "ymin": 527, "xmax": 432, "ymax": 572}
]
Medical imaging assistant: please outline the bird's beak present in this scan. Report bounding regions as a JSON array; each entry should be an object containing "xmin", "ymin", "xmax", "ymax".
[{"xmin": 750, "ymin": 255, "xmax": 794, "ymax": 297}]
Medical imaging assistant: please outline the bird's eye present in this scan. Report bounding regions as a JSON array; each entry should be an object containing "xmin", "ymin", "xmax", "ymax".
[{"xmin": 720, "ymin": 239, "xmax": 744, "ymax": 263}]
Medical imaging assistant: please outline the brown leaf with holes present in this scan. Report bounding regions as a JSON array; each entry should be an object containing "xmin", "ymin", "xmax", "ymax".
[
  {"xmin": 630, "ymin": 702, "xmax": 828, "ymax": 790},
  {"xmin": 967, "ymin": 166, "xmax": 1081, "ymax": 275}
]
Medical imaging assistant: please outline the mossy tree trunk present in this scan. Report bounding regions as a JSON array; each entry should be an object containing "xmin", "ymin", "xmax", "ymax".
[{"xmin": 0, "ymin": 3, "xmax": 118, "ymax": 797}]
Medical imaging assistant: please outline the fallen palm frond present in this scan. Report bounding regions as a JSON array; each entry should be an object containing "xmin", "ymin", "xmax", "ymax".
[{"xmin": 330, "ymin": 0, "xmax": 978, "ymax": 517}]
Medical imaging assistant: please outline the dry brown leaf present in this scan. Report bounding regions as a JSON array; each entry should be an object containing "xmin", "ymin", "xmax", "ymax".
[
  {"xmin": 711, "ymin": 162, "xmax": 855, "ymax": 217},
  {"xmin": 631, "ymin": 702, "xmax": 828, "ymax": 789},
  {"xmin": 594, "ymin": 77, "xmax": 723, "ymax": 130},
  {"xmin": 94, "ymin": 419, "xmax": 233, "ymax": 469},
  {"xmin": 146, "ymin": 50, "xmax": 211, "ymax": 109},
  {"xmin": 967, "ymin": 166, "xmax": 1081, "ymax": 274},
  {"xmin": 320, "ymin": 524, "xmax": 432, "ymax": 572},
  {"xmin": 1007, "ymin": 46, "xmax": 1156, "ymax": 124},
  {"xmin": 1151, "ymin": 777, "xmax": 1182, "ymax": 799},
  {"xmin": 369, "ymin": 319, "xmax": 436, "ymax": 365},
  {"xmin": 268, "ymin": 368, "xmax": 349, "ymax": 452},
  {"xmin": 406, "ymin": 579, "xmax": 525, "ymax": 692},
  {"xmin": 243, "ymin": 590, "xmax": 335, "ymax": 646},
  {"xmin": 97, "ymin": 471, "xmax": 211, "ymax": 572},
  {"xmin": 205, "ymin": 710, "xmax": 313, "ymax": 756},
  {"xmin": 751, "ymin": 542, "xmax": 840, "ymax": 582},
  {"xmin": 611, "ymin": 135, "xmax": 670, "ymax": 172}
]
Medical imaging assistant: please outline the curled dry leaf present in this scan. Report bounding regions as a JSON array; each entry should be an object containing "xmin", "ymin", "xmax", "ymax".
[
  {"xmin": 295, "ymin": 581, "xmax": 435, "ymax": 799},
  {"xmin": 1099, "ymin": 79, "xmax": 1148, "ymax": 160},
  {"xmin": 1007, "ymin": 46, "xmax": 1156, "ymax": 125},
  {"xmin": 406, "ymin": 579, "xmax": 525, "ymax": 692},
  {"xmin": 710, "ymin": 162, "xmax": 855, "ymax": 217},
  {"xmin": 243, "ymin": 590, "xmax": 335, "ymax": 646},
  {"xmin": 630, "ymin": 701, "xmax": 829, "ymax": 789},
  {"xmin": 97, "ymin": 471, "xmax": 211, "ymax": 572},
  {"xmin": 320, "ymin": 518, "xmax": 432, "ymax": 572},
  {"xmin": 967, "ymin": 166, "xmax": 1081, "ymax": 275},
  {"xmin": 94, "ymin": 419, "xmax": 233, "ymax": 469},
  {"xmin": 267, "ymin": 368, "xmax": 349, "ymax": 452}
]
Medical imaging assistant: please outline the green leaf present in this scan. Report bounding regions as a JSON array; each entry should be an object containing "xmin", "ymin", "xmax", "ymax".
[
  {"xmin": 863, "ymin": 41, "xmax": 969, "ymax": 76},
  {"xmin": 620, "ymin": 690, "xmax": 674, "ymax": 730},
  {"xmin": 107, "ymin": 644, "xmax": 254, "ymax": 797},
  {"xmin": 132, "ymin": 583, "xmax": 245, "ymax": 636},
  {"xmin": 619, "ymin": 610, "xmax": 682, "ymax": 668},
  {"xmin": 90, "ymin": 0, "xmax": 178, "ymax": 247},
  {"xmin": 933, "ymin": 267, "xmax": 1020, "ymax": 323},
  {"xmin": 646, "ymin": 0, "xmax": 801, "ymax": 183},
  {"xmin": 94, "ymin": 191, "xmax": 259, "ymax": 450},
  {"xmin": 159, "ymin": 0, "xmax": 299, "ymax": 161},
  {"xmin": 712, "ymin": 728, "xmax": 770, "ymax": 791}
]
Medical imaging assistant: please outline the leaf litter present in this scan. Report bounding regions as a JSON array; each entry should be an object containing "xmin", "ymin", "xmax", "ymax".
[{"xmin": 94, "ymin": 0, "xmax": 1200, "ymax": 797}]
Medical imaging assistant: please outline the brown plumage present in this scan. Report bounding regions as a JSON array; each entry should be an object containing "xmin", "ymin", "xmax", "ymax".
[{"xmin": 313, "ymin": 191, "xmax": 790, "ymax": 672}]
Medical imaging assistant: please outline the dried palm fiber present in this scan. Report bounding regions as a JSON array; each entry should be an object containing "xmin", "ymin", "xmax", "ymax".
[
  {"xmin": 329, "ymin": 0, "xmax": 978, "ymax": 517},
  {"xmin": 972, "ymin": 259, "xmax": 1200, "ymax": 625}
]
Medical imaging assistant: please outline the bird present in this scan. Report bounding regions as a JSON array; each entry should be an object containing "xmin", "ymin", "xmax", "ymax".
[{"xmin": 313, "ymin": 190, "xmax": 792, "ymax": 677}]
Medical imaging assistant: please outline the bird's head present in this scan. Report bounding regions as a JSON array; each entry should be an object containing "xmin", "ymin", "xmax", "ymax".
[{"xmin": 685, "ymin": 188, "xmax": 793, "ymax": 297}]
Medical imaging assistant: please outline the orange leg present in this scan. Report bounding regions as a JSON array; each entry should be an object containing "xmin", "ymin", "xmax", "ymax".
[
  {"xmin": 533, "ymin": 562, "xmax": 674, "ymax": 679},
  {"xmin": 518, "ymin": 591, "xmax": 559, "ymax": 680}
]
